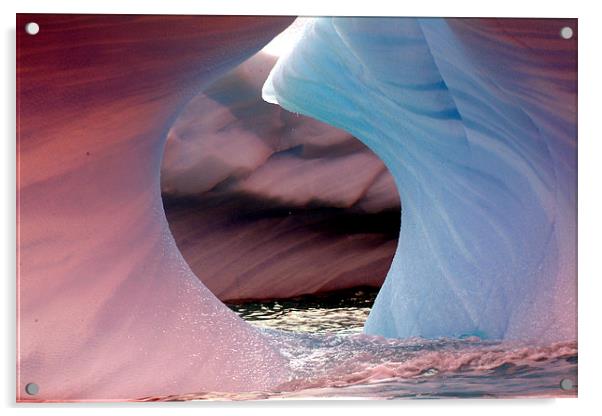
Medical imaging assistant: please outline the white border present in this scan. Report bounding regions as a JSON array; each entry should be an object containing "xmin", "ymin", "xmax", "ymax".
[
  {"xmin": 6, "ymin": 0, "xmax": 582, "ymax": 17},
  {"xmin": 2, "ymin": 1, "xmax": 601, "ymax": 415}
]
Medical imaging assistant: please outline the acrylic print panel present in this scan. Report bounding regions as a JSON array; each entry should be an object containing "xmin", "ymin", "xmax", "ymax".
[{"xmin": 16, "ymin": 14, "xmax": 577, "ymax": 402}]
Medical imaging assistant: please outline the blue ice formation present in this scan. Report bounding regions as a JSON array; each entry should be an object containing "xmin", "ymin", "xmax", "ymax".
[{"xmin": 263, "ymin": 18, "xmax": 577, "ymax": 341}]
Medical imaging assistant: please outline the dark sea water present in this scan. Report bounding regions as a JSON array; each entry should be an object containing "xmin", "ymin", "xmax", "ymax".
[
  {"xmin": 145, "ymin": 288, "xmax": 577, "ymax": 401},
  {"xmin": 226, "ymin": 287, "xmax": 378, "ymax": 335}
]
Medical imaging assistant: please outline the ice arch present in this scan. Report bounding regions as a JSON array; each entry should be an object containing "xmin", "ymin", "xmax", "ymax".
[{"xmin": 263, "ymin": 17, "xmax": 577, "ymax": 341}]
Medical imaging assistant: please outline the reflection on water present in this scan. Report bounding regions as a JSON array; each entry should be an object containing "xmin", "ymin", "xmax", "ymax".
[
  {"xmin": 142, "ymin": 288, "xmax": 577, "ymax": 401},
  {"xmin": 226, "ymin": 287, "xmax": 378, "ymax": 335}
]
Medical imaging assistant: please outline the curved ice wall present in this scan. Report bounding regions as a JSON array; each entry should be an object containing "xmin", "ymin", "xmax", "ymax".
[
  {"xmin": 17, "ymin": 14, "xmax": 294, "ymax": 401},
  {"xmin": 264, "ymin": 18, "xmax": 577, "ymax": 341}
]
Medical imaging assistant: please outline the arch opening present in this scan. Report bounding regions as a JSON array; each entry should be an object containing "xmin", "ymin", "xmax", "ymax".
[{"xmin": 159, "ymin": 46, "xmax": 402, "ymax": 335}]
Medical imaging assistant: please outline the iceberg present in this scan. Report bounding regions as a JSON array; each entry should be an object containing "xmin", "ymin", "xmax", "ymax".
[{"xmin": 263, "ymin": 17, "xmax": 577, "ymax": 341}]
